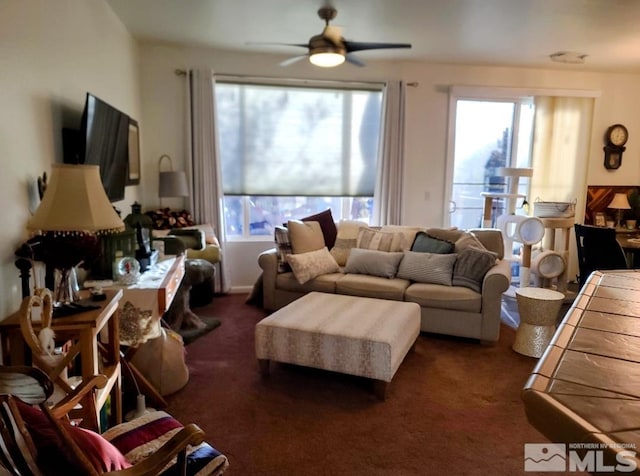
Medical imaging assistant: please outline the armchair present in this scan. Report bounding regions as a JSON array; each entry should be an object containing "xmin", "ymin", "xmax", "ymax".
[{"xmin": 0, "ymin": 365, "xmax": 229, "ymax": 475}]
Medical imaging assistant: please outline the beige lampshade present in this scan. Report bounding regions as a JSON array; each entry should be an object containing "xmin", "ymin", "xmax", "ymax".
[
  {"xmin": 27, "ymin": 164, "xmax": 125, "ymax": 234},
  {"xmin": 607, "ymin": 192, "xmax": 631, "ymax": 210}
]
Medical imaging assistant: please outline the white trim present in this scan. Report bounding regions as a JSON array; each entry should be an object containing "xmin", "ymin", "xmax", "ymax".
[{"xmin": 449, "ymin": 85, "xmax": 601, "ymax": 99}]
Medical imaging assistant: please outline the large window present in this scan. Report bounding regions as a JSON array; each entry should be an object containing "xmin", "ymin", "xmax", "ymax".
[
  {"xmin": 446, "ymin": 91, "xmax": 535, "ymax": 229},
  {"xmin": 215, "ymin": 80, "xmax": 383, "ymax": 238}
]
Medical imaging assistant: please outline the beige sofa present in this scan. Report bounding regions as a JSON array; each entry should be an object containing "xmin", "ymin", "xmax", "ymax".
[{"xmin": 258, "ymin": 227, "xmax": 511, "ymax": 343}]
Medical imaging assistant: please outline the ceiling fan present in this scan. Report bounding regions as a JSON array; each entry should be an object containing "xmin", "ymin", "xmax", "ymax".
[{"xmin": 257, "ymin": 5, "xmax": 412, "ymax": 67}]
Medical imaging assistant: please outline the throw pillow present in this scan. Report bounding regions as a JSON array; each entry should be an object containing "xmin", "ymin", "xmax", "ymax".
[
  {"xmin": 356, "ymin": 227, "xmax": 396, "ymax": 252},
  {"xmin": 411, "ymin": 231, "xmax": 455, "ymax": 254},
  {"xmin": 454, "ymin": 231, "xmax": 492, "ymax": 253},
  {"xmin": 274, "ymin": 226, "xmax": 292, "ymax": 272},
  {"xmin": 15, "ymin": 399, "xmax": 131, "ymax": 473},
  {"xmin": 425, "ymin": 227, "xmax": 464, "ymax": 243},
  {"xmin": 452, "ymin": 247, "xmax": 498, "ymax": 292},
  {"xmin": 286, "ymin": 247, "xmax": 340, "ymax": 284},
  {"xmin": 168, "ymin": 228, "xmax": 206, "ymax": 250},
  {"xmin": 343, "ymin": 248, "xmax": 404, "ymax": 279},
  {"xmin": 380, "ymin": 226, "xmax": 424, "ymax": 251},
  {"xmin": 330, "ymin": 220, "xmax": 367, "ymax": 266},
  {"xmin": 301, "ymin": 209, "xmax": 338, "ymax": 249},
  {"xmin": 287, "ymin": 220, "xmax": 325, "ymax": 254},
  {"xmin": 397, "ymin": 251, "xmax": 458, "ymax": 286},
  {"xmin": 103, "ymin": 410, "xmax": 228, "ymax": 476}
]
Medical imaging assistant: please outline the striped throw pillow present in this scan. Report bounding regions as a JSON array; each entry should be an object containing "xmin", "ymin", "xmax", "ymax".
[{"xmin": 396, "ymin": 251, "xmax": 458, "ymax": 286}]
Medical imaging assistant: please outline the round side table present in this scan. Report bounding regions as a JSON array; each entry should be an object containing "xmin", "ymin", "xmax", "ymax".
[{"xmin": 513, "ymin": 287, "xmax": 565, "ymax": 357}]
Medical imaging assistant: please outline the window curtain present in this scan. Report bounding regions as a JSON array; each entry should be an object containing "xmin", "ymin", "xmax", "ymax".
[
  {"xmin": 185, "ymin": 69, "xmax": 231, "ymax": 293},
  {"xmin": 530, "ymin": 95, "xmax": 594, "ymax": 283},
  {"xmin": 372, "ymin": 80, "xmax": 406, "ymax": 225}
]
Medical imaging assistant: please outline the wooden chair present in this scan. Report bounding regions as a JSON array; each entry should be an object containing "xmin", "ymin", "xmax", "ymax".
[{"xmin": 0, "ymin": 365, "xmax": 228, "ymax": 475}]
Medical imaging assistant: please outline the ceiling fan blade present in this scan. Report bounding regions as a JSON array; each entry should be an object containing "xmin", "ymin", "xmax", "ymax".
[
  {"xmin": 322, "ymin": 25, "xmax": 343, "ymax": 45},
  {"xmin": 246, "ymin": 42, "xmax": 309, "ymax": 49},
  {"xmin": 279, "ymin": 55, "xmax": 308, "ymax": 67},
  {"xmin": 343, "ymin": 41, "xmax": 412, "ymax": 53},
  {"xmin": 345, "ymin": 53, "xmax": 365, "ymax": 67}
]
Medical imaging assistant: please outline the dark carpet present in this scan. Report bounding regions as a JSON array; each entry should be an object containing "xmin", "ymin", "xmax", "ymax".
[
  {"xmin": 166, "ymin": 294, "xmax": 585, "ymax": 476},
  {"xmin": 178, "ymin": 316, "xmax": 221, "ymax": 345}
]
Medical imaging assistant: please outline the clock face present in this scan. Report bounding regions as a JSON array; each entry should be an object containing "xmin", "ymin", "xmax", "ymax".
[{"xmin": 608, "ymin": 124, "xmax": 628, "ymax": 147}]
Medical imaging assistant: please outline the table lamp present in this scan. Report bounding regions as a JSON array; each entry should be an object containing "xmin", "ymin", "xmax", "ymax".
[
  {"xmin": 607, "ymin": 192, "xmax": 631, "ymax": 230},
  {"xmin": 27, "ymin": 164, "xmax": 125, "ymax": 304}
]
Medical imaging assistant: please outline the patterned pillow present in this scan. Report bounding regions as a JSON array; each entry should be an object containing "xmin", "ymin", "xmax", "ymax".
[
  {"xmin": 103, "ymin": 411, "xmax": 229, "ymax": 476},
  {"xmin": 343, "ymin": 248, "xmax": 404, "ymax": 279},
  {"xmin": 274, "ymin": 226, "xmax": 292, "ymax": 273},
  {"xmin": 396, "ymin": 251, "xmax": 458, "ymax": 286},
  {"xmin": 356, "ymin": 227, "xmax": 396, "ymax": 252},
  {"xmin": 452, "ymin": 247, "xmax": 498, "ymax": 292},
  {"xmin": 286, "ymin": 247, "xmax": 340, "ymax": 284},
  {"xmin": 330, "ymin": 220, "xmax": 367, "ymax": 266},
  {"xmin": 411, "ymin": 232, "xmax": 455, "ymax": 254}
]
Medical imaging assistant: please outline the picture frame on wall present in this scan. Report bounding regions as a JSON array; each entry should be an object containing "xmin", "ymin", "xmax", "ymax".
[
  {"xmin": 594, "ymin": 212, "xmax": 606, "ymax": 227},
  {"xmin": 127, "ymin": 119, "xmax": 140, "ymax": 185}
]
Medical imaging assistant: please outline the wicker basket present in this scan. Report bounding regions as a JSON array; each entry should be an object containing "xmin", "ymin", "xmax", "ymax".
[{"xmin": 533, "ymin": 200, "xmax": 576, "ymax": 218}]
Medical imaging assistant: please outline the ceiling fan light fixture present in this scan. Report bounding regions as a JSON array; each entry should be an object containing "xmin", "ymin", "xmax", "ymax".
[{"xmin": 309, "ymin": 51, "xmax": 345, "ymax": 67}]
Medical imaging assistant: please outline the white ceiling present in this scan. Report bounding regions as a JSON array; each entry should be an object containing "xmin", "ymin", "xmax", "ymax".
[{"xmin": 105, "ymin": 0, "xmax": 640, "ymax": 73}]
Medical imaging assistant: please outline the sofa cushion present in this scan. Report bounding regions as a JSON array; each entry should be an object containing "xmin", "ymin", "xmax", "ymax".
[
  {"xmin": 286, "ymin": 247, "xmax": 340, "ymax": 284},
  {"xmin": 404, "ymin": 283, "xmax": 482, "ymax": 313},
  {"xmin": 288, "ymin": 220, "xmax": 325, "ymax": 254},
  {"xmin": 397, "ymin": 251, "xmax": 457, "ymax": 286},
  {"xmin": 452, "ymin": 247, "xmax": 498, "ymax": 292},
  {"xmin": 274, "ymin": 225, "xmax": 292, "ymax": 272},
  {"xmin": 336, "ymin": 274, "xmax": 410, "ymax": 301},
  {"xmin": 276, "ymin": 271, "xmax": 342, "ymax": 294},
  {"xmin": 411, "ymin": 232, "xmax": 455, "ymax": 254},
  {"xmin": 330, "ymin": 220, "xmax": 367, "ymax": 266},
  {"xmin": 344, "ymin": 248, "xmax": 404, "ymax": 279},
  {"xmin": 301, "ymin": 209, "xmax": 338, "ymax": 249}
]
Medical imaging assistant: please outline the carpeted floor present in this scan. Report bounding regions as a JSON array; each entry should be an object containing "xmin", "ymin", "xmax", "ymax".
[{"xmin": 166, "ymin": 294, "xmax": 586, "ymax": 476}]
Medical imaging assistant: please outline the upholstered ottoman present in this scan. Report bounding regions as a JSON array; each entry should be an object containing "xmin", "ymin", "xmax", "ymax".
[{"xmin": 255, "ymin": 292, "xmax": 421, "ymax": 399}]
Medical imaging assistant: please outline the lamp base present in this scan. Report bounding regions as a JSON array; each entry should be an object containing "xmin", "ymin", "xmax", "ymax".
[{"xmin": 53, "ymin": 267, "xmax": 80, "ymax": 305}]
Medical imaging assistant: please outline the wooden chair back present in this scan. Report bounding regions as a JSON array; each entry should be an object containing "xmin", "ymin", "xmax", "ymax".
[{"xmin": 18, "ymin": 289, "xmax": 101, "ymax": 431}]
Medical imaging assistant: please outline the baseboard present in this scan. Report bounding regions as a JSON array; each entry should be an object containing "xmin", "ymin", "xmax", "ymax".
[{"xmin": 229, "ymin": 285, "xmax": 252, "ymax": 294}]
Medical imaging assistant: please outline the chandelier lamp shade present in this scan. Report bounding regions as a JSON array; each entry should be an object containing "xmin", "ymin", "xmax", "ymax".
[
  {"xmin": 158, "ymin": 154, "xmax": 189, "ymax": 202},
  {"xmin": 28, "ymin": 164, "xmax": 125, "ymax": 235}
]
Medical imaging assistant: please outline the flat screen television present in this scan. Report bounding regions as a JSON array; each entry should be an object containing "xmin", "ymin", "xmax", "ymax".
[{"xmin": 78, "ymin": 93, "xmax": 130, "ymax": 202}]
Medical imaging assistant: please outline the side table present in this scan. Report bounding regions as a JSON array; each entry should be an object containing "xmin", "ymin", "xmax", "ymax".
[
  {"xmin": 0, "ymin": 289, "xmax": 123, "ymax": 431},
  {"xmin": 105, "ymin": 254, "xmax": 185, "ymax": 409},
  {"xmin": 513, "ymin": 287, "xmax": 564, "ymax": 357}
]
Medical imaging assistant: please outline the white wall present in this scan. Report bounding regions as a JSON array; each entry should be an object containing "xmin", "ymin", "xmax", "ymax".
[
  {"xmin": 138, "ymin": 43, "xmax": 640, "ymax": 290},
  {"xmin": 0, "ymin": 0, "xmax": 141, "ymax": 315}
]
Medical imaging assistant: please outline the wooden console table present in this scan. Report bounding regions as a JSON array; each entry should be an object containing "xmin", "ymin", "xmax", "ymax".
[
  {"xmin": 0, "ymin": 289, "xmax": 123, "ymax": 431},
  {"xmin": 107, "ymin": 254, "xmax": 185, "ymax": 409},
  {"xmin": 522, "ymin": 270, "xmax": 640, "ymax": 470}
]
